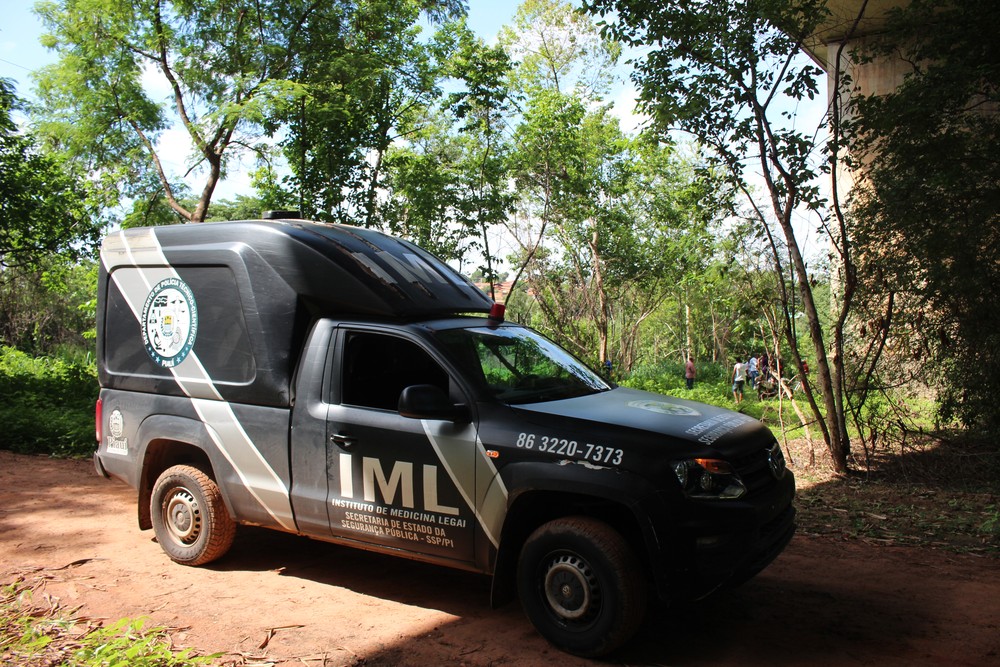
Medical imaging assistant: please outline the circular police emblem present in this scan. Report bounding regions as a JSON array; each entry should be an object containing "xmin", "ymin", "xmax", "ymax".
[
  {"xmin": 628, "ymin": 400, "xmax": 701, "ymax": 417},
  {"xmin": 141, "ymin": 277, "xmax": 198, "ymax": 368}
]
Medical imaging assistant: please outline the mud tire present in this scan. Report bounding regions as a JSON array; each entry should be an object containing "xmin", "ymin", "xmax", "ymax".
[
  {"xmin": 517, "ymin": 516, "xmax": 647, "ymax": 657},
  {"xmin": 151, "ymin": 464, "xmax": 236, "ymax": 566}
]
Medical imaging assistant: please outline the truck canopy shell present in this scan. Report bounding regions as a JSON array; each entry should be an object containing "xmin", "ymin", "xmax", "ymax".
[{"xmin": 97, "ymin": 219, "xmax": 493, "ymax": 407}]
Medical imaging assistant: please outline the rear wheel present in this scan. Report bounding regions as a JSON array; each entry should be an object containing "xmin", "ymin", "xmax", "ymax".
[
  {"xmin": 151, "ymin": 464, "xmax": 235, "ymax": 566},
  {"xmin": 517, "ymin": 516, "xmax": 647, "ymax": 657}
]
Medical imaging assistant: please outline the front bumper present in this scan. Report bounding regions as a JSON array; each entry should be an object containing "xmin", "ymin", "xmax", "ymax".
[{"xmin": 651, "ymin": 469, "xmax": 797, "ymax": 600}]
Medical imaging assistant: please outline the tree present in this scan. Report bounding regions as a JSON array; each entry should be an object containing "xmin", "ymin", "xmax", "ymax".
[
  {"xmin": 383, "ymin": 113, "xmax": 467, "ymax": 260},
  {"xmin": 848, "ymin": 0, "xmax": 1000, "ymax": 431},
  {"xmin": 279, "ymin": 0, "xmax": 465, "ymax": 226},
  {"xmin": 584, "ymin": 0, "xmax": 856, "ymax": 472},
  {"xmin": 509, "ymin": 96, "xmax": 629, "ymax": 363},
  {"xmin": 31, "ymin": 0, "xmax": 461, "ymax": 223},
  {"xmin": 0, "ymin": 257, "xmax": 98, "ymax": 354},
  {"xmin": 499, "ymin": 0, "xmax": 621, "ymax": 100},
  {"xmin": 33, "ymin": 0, "xmax": 309, "ymax": 221},
  {"xmin": 0, "ymin": 78, "xmax": 102, "ymax": 268},
  {"xmin": 502, "ymin": 0, "xmax": 619, "ymax": 359},
  {"xmin": 506, "ymin": 88, "xmax": 723, "ymax": 370},
  {"xmin": 442, "ymin": 23, "xmax": 518, "ymax": 293},
  {"xmin": 584, "ymin": 133, "xmax": 724, "ymax": 370},
  {"xmin": 381, "ymin": 21, "xmax": 516, "ymax": 283},
  {"xmin": 499, "ymin": 0, "xmax": 726, "ymax": 371}
]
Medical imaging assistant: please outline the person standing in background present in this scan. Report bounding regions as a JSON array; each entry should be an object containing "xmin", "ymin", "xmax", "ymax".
[
  {"xmin": 685, "ymin": 356, "xmax": 696, "ymax": 390},
  {"xmin": 747, "ymin": 353, "xmax": 758, "ymax": 389},
  {"xmin": 732, "ymin": 357, "xmax": 747, "ymax": 404}
]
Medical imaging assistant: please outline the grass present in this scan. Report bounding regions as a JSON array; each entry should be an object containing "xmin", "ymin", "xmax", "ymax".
[
  {"xmin": 618, "ymin": 359, "xmax": 811, "ymax": 428},
  {"xmin": 0, "ymin": 574, "xmax": 217, "ymax": 667}
]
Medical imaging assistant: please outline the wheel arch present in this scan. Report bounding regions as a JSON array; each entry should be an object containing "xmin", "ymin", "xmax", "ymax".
[
  {"xmin": 490, "ymin": 481, "xmax": 652, "ymax": 609},
  {"xmin": 135, "ymin": 415, "xmax": 228, "ymax": 530}
]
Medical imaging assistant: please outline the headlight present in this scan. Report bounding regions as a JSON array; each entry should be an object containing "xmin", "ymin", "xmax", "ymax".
[{"xmin": 672, "ymin": 458, "xmax": 746, "ymax": 500}]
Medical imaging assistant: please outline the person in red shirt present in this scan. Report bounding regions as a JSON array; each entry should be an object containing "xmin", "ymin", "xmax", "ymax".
[{"xmin": 685, "ymin": 356, "xmax": 696, "ymax": 390}]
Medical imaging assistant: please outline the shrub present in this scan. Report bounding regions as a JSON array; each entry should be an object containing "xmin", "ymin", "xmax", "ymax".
[
  {"xmin": 0, "ymin": 346, "xmax": 98, "ymax": 457},
  {"xmin": 621, "ymin": 359, "xmax": 730, "ymax": 400}
]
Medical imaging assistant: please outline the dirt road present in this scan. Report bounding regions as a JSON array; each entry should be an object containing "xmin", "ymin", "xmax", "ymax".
[{"xmin": 2, "ymin": 450, "xmax": 998, "ymax": 666}]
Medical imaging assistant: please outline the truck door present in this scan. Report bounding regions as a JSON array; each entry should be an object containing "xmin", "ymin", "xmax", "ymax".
[{"xmin": 325, "ymin": 329, "xmax": 477, "ymax": 564}]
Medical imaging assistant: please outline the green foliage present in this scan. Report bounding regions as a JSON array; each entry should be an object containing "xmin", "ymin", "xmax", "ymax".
[
  {"xmin": 500, "ymin": 0, "xmax": 732, "ymax": 370},
  {"xmin": 581, "ymin": 0, "xmax": 855, "ymax": 472},
  {"xmin": 205, "ymin": 193, "xmax": 273, "ymax": 222},
  {"xmin": 500, "ymin": 0, "xmax": 621, "ymax": 99},
  {"xmin": 32, "ymin": 0, "xmax": 465, "ymax": 222},
  {"xmin": 379, "ymin": 18, "xmax": 518, "ymax": 273},
  {"xmin": 281, "ymin": 0, "xmax": 466, "ymax": 226},
  {"xmin": 118, "ymin": 190, "xmax": 284, "ymax": 227},
  {"xmin": 73, "ymin": 618, "xmax": 216, "ymax": 666},
  {"xmin": 383, "ymin": 113, "xmax": 469, "ymax": 260},
  {"xmin": 0, "ymin": 78, "xmax": 103, "ymax": 268},
  {"xmin": 619, "ymin": 360, "xmax": 816, "ymax": 431},
  {"xmin": 583, "ymin": 0, "xmax": 827, "ymax": 202},
  {"xmin": 981, "ymin": 506, "xmax": 1000, "ymax": 542},
  {"xmin": 622, "ymin": 360, "xmax": 728, "ymax": 403},
  {"xmin": 2, "ymin": 578, "xmax": 216, "ymax": 666},
  {"xmin": 0, "ymin": 346, "xmax": 98, "ymax": 457},
  {"xmin": 120, "ymin": 194, "xmax": 191, "ymax": 229},
  {"xmin": 0, "ymin": 258, "xmax": 98, "ymax": 353}
]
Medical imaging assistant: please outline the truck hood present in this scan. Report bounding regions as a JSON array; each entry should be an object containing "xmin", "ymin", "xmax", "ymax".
[{"xmin": 510, "ymin": 387, "xmax": 775, "ymax": 460}]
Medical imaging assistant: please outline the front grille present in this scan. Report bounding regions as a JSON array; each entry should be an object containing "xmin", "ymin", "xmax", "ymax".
[{"xmin": 731, "ymin": 443, "xmax": 783, "ymax": 495}]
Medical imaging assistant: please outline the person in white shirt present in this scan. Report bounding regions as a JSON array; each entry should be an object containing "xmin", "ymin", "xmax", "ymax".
[
  {"xmin": 747, "ymin": 354, "xmax": 758, "ymax": 389},
  {"xmin": 732, "ymin": 358, "xmax": 747, "ymax": 404}
]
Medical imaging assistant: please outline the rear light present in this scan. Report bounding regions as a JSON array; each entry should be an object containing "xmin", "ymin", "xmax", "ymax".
[{"xmin": 95, "ymin": 398, "xmax": 102, "ymax": 443}]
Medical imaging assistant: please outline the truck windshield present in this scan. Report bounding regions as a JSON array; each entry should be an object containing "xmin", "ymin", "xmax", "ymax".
[{"xmin": 435, "ymin": 326, "xmax": 611, "ymax": 404}]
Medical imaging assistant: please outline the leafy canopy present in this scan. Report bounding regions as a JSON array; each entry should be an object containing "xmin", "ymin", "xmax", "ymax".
[{"xmin": 0, "ymin": 78, "xmax": 102, "ymax": 268}]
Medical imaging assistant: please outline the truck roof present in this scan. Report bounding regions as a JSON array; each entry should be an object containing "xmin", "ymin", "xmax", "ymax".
[{"xmin": 101, "ymin": 219, "xmax": 494, "ymax": 319}]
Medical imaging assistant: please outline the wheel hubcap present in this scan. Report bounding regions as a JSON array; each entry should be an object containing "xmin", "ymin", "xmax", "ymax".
[
  {"xmin": 543, "ymin": 554, "xmax": 598, "ymax": 621},
  {"xmin": 164, "ymin": 488, "xmax": 201, "ymax": 545}
]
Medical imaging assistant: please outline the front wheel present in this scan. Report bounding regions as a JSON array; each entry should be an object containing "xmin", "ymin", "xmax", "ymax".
[
  {"xmin": 151, "ymin": 464, "xmax": 236, "ymax": 566},
  {"xmin": 517, "ymin": 516, "xmax": 647, "ymax": 657}
]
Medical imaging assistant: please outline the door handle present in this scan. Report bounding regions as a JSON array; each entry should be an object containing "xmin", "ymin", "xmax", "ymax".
[{"xmin": 330, "ymin": 433, "xmax": 357, "ymax": 448}]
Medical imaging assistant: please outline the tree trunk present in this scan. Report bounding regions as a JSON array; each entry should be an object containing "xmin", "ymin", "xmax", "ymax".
[
  {"xmin": 685, "ymin": 300, "xmax": 693, "ymax": 362},
  {"xmin": 777, "ymin": 213, "xmax": 849, "ymax": 473}
]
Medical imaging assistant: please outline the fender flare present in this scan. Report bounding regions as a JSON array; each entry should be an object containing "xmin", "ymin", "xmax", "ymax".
[
  {"xmin": 488, "ymin": 460, "xmax": 664, "ymax": 607},
  {"xmin": 134, "ymin": 414, "xmax": 234, "ymax": 529}
]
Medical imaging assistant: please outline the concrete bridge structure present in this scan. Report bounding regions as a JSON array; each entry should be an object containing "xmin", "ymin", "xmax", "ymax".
[
  {"xmin": 803, "ymin": 0, "xmax": 910, "ymax": 97},
  {"xmin": 801, "ymin": 0, "xmax": 913, "ymax": 195}
]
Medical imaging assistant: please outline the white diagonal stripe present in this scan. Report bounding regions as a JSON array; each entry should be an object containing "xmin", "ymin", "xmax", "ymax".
[
  {"xmin": 102, "ymin": 228, "xmax": 296, "ymax": 532},
  {"xmin": 421, "ymin": 421, "xmax": 508, "ymax": 548}
]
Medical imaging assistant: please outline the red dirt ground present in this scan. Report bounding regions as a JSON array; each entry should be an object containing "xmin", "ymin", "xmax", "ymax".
[{"xmin": 2, "ymin": 450, "xmax": 998, "ymax": 666}]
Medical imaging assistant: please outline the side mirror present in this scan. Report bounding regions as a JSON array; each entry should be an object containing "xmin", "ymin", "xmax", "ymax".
[{"xmin": 398, "ymin": 384, "xmax": 469, "ymax": 422}]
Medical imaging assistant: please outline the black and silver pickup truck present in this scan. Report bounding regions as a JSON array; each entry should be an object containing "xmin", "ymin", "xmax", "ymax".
[{"xmin": 94, "ymin": 215, "xmax": 795, "ymax": 657}]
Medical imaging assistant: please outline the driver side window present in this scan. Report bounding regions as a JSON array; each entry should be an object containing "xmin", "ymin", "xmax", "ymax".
[{"xmin": 341, "ymin": 332, "xmax": 449, "ymax": 411}]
